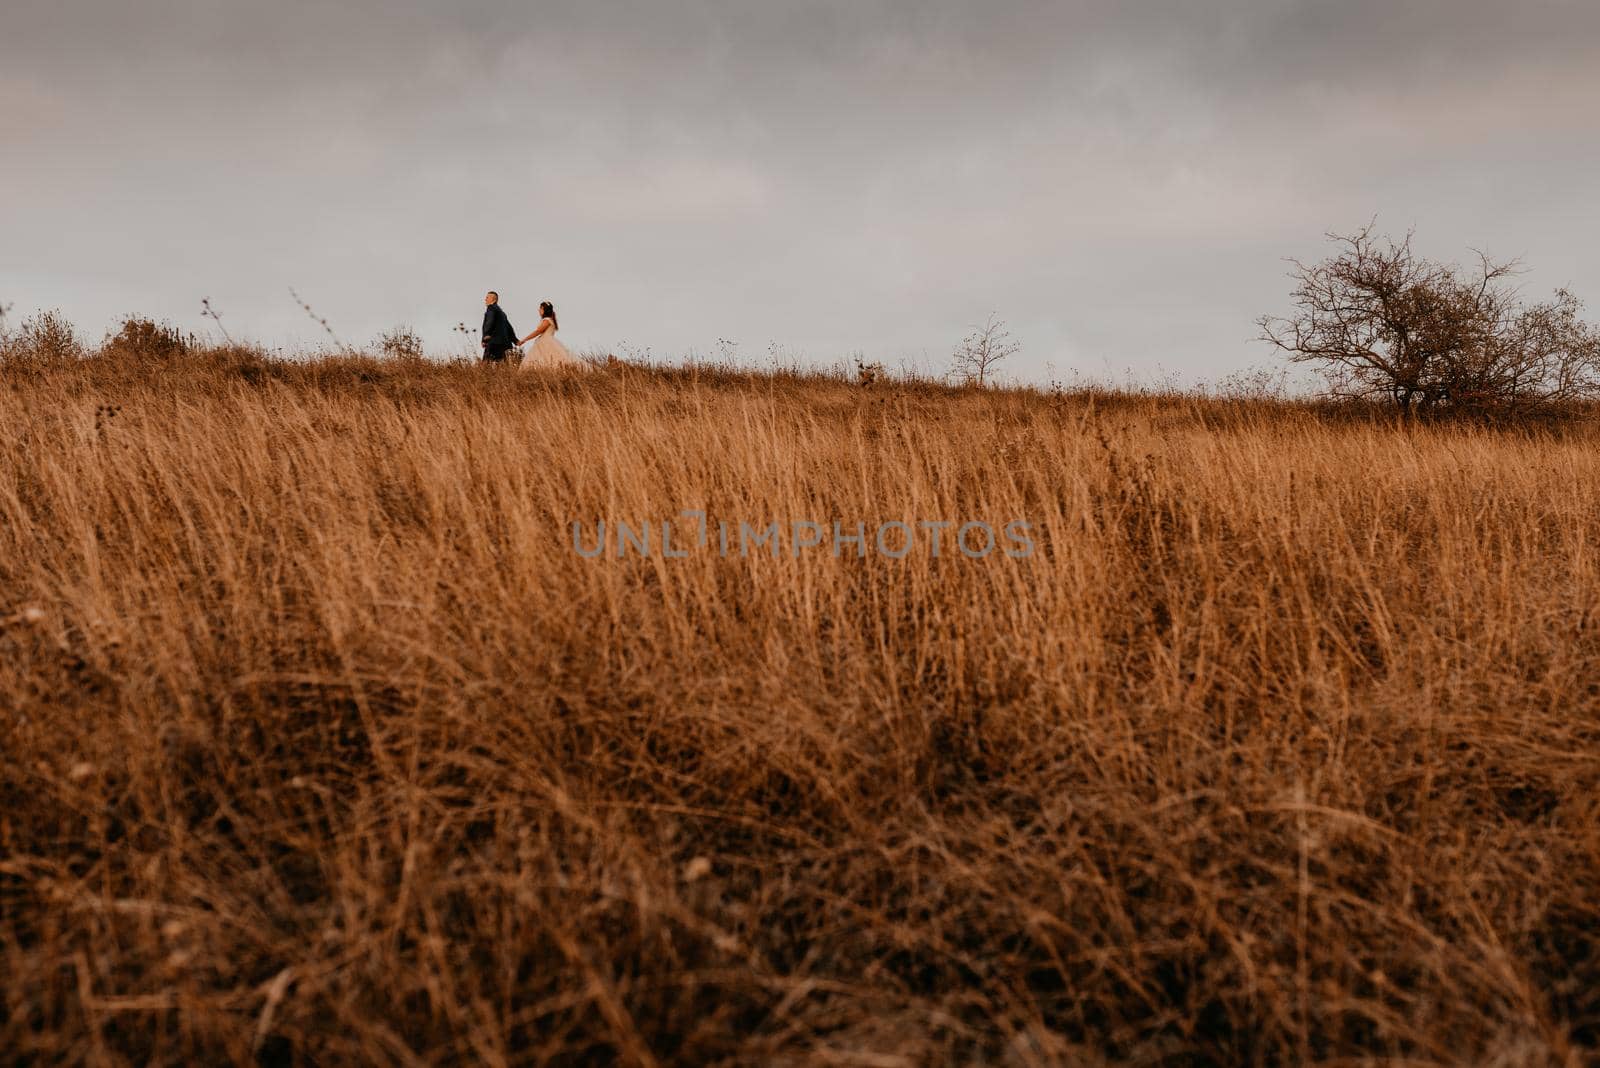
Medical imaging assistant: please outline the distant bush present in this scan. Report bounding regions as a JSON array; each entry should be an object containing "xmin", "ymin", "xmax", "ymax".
[
  {"xmin": 1212, "ymin": 365, "xmax": 1292, "ymax": 402},
  {"xmin": 104, "ymin": 317, "xmax": 190, "ymax": 359},
  {"xmin": 6, "ymin": 309, "xmax": 84, "ymax": 363},
  {"xmin": 378, "ymin": 326, "xmax": 425, "ymax": 361}
]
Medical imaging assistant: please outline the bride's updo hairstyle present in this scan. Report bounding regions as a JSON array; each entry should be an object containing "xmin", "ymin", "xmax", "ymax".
[{"xmin": 541, "ymin": 301, "xmax": 558, "ymax": 330}]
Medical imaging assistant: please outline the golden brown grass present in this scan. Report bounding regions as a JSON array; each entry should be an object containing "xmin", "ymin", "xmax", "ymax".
[{"xmin": 2, "ymin": 340, "xmax": 1598, "ymax": 1065}]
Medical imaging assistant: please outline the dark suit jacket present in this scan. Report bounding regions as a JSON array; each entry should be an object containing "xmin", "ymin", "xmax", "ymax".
[{"xmin": 482, "ymin": 304, "xmax": 517, "ymax": 350}]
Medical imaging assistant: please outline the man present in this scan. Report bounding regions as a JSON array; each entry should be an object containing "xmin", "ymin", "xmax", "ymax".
[{"xmin": 481, "ymin": 291, "xmax": 518, "ymax": 363}]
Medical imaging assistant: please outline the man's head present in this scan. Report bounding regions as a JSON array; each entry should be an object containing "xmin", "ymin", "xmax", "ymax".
[{"xmin": 485, "ymin": 291, "xmax": 498, "ymax": 306}]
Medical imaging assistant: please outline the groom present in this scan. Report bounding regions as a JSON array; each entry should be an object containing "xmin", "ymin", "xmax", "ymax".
[{"xmin": 481, "ymin": 291, "xmax": 518, "ymax": 363}]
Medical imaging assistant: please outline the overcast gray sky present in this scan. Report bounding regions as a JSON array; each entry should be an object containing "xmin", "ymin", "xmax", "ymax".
[{"xmin": 4, "ymin": 0, "xmax": 1598, "ymax": 383}]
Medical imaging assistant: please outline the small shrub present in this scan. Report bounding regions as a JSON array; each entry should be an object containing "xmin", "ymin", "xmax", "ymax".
[
  {"xmin": 378, "ymin": 326, "xmax": 425, "ymax": 361},
  {"xmin": 14, "ymin": 309, "xmax": 83, "ymax": 362},
  {"xmin": 1213, "ymin": 365, "xmax": 1291, "ymax": 402},
  {"xmin": 105, "ymin": 317, "xmax": 190, "ymax": 359}
]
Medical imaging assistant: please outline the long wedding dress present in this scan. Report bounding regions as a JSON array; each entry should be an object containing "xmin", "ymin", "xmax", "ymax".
[{"xmin": 520, "ymin": 318, "xmax": 582, "ymax": 371}]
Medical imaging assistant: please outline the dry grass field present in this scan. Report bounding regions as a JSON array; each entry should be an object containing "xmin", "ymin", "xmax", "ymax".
[{"xmin": 2, "ymin": 335, "xmax": 1598, "ymax": 1065}]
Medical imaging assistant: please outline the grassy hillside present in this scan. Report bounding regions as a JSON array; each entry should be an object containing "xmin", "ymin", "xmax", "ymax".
[{"xmin": 2, "ymin": 341, "xmax": 1597, "ymax": 1065}]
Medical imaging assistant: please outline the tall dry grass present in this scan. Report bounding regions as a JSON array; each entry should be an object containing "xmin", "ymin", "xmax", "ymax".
[{"xmin": 1, "ymin": 338, "xmax": 1597, "ymax": 1065}]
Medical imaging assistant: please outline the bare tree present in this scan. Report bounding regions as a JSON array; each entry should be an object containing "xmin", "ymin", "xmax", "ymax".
[
  {"xmin": 951, "ymin": 313, "xmax": 1021, "ymax": 387},
  {"xmin": 1259, "ymin": 224, "xmax": 1600, "ymax": 418}
]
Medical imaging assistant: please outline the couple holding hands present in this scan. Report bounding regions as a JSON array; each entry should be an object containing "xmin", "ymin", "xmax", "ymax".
[{"xmin": 480, "ymin": 291, "xmax": 582, "ymax": 370}]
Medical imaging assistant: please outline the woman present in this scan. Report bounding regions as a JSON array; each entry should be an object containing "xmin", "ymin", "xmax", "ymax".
[{"xmin": 517, "ymin": 301, "xmax": 582, "ymax": 371}]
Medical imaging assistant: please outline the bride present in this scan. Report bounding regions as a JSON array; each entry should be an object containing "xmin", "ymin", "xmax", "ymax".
[{"xmin": 517, "ymin": 301, "xmax": 582, "ymax": 371}]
